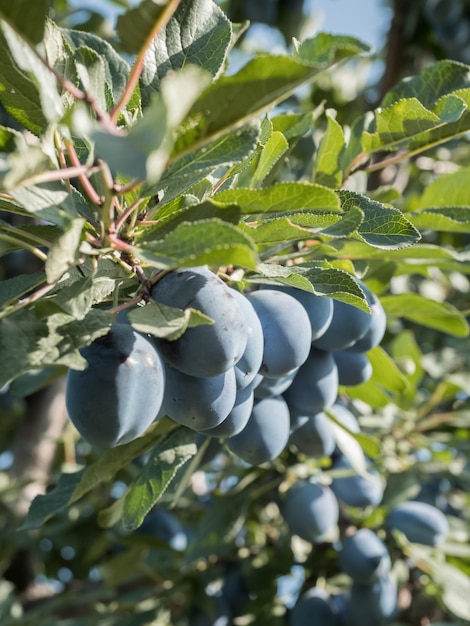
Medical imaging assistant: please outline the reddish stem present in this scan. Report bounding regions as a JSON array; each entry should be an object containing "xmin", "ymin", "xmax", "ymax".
[
  {"xmin": 65, "ymin": 143, "xmax": 104, "ymax": 206},
  {"xmin": 109, "ymin": 0, "xmax": 183, "ymax": 124}
]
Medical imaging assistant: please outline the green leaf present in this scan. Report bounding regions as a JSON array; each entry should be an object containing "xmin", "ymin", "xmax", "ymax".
[
  {"xmin": 362, "ymin": 95, "xmax": 467, "ymax": 154},
  {"xmin": 215, "ymin": 182, "xmax": 341, "ymax": 216},
  {"xmin": 186, "ymin": 487, "xmax": 251, "ymax": 561},
  {"xmin": 345, "ymin": 345, "xmax": 410, "ymax": 408},
  {"xmin": 381, "ymin": 293, "xmax": 469, "ymax": 337},
  {"xmin": 0, "ymin": 272, "xmax": 46, "ymax": 309},
  {"xmin": 382, "ymin": 60, "xmax": 470, "ymax": 109},
  {"xmin": 0, "ymin": 308, "xmax": 113, "ymax": 387},
  {"xmin": 136, "ymin": 218, "xmax": 258, "ymax": 270},
  {"xmin": 117, "ymin": 0, "xmax": 169, "ymax": 55},
  {"xmin": 148, "ymin": 123, "xmax": 260, "ymax": 202},
  {"xmin": 294, "ymin": 32, "xmax": 371, "ymax": 65},
  {"xmin": 250, "ymin": 263, "xmax": 371, "ymax": 309},
  {"xmin": 45, "ymin": 218, "xmax": 84, "ymax": 283},
  {"xmin": 319, "ymin": 205, "xmax": 364, "ymax": 238},
  {"xmin": 404, "ymin": 543, "xmax": 470, "ymax": 621},
  {"xmin": 73, "ymin": 45, "xmax": 107, "ymax": 112},
  {"xmin": 250, "ymin": 130, "xmax": 289, "ymax": 188},
  {"xmin": 0, "ymin": 146, "xmax": 55, "ymax": 191},
  {"xmin": 128, "ymin": 300, "xmax": 213, "ymax": 341},
  {"xmin": 174, "ymin": 33, "xmax": 370, "ymax": 155},
  {"xmin": 313, "ymin": 112, "xmax": 345, "ymax": 188},
  {"xmin": 62, "ymin": 27, "xmax": 130, "ymax": 105},
  {"xmin": 71, "ymin": 418, "xmax": 176, "ymax": 504},
  {"xmin": 40, "ymin": 276, "xmax": 115, "ymax": 320},
  {"xmin": 1, "ymin": 22, "xmax": 63, "ymax": 125},
  {"xmin": 140, "ymin": 0, "xmax": 232, "ymax": 106},
  {"xmin": 0, "ymin": 29, "xmax": 45, "ymax": 134},
  {"xmin": 20, "ymin": 469, "xmax": 86, "ymax": 531},
  {"xmin": 121, "ymin": 426, "xmax": 197, "ymax": 530},
  {"xmin": 410, "ymin": 207, "xmax": 470, "ymax": 233},
  {"xmin": 135, "ymin": 197, "xmax": 240, "ymax": 241},
  {"xmin": 415, "ymin": 166, "xmax": 470, "ymax": 208},
  {"xmin": 10, "ymin": 182, "xmax": 81, "ymax": 228},
  {"xmin": 240, "ymin": 211, "xmax": 342, "ymax": 245},
  {"xmin": 338, "ymin": 190, "xmax": 421, "ymax": 249},
  {"xmin": 87, "ymin": 66, "xmax": 212, "ymax": 182},
  {"xmin": 0, "ymin": 0, "xmax": 48, "ymax": 44}
]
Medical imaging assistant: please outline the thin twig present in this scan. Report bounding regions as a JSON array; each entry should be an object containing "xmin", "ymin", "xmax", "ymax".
[{"xmin": 65, "ymin": 143, "xmax": 104, "ymax": 207}]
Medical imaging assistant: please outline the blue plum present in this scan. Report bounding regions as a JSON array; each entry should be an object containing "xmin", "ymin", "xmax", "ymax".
[
  {"xmin": 333, "ymin": 350, "xmax": 373, "ymax": 386},
  {"xmin": 385, "ymin": 500, "xmax": 449, "ymax": 546},
  {"xmin": 246, "ymin": 289, "xmax": 312, "ymax": 377},
  {"xmin": 312, "ymin": 281, "xmax": 378, "ymax": 351},
  {"xmin": 289, "ymin": 587, "xmax": 338, "ymax": 626},
  {"xmin": 261, "ymin": 283, "xmax": 333, "ymax": 340},
  {"xmin": 289, "ymin": 411, "xmax": 336, "ymax": 458},
  {"xmin": 162, "ymin": 365, "xmax": 237, "ymax": 431},
  {"xmin": 151, "ymin": 267, "xmax": 247, "ymax": 378},
  {"xmin": 254, "ymin": 370, "xmax": 297, "ymax": 399},
  {"xmin": 339, "ymin": 528, "xmax": 391, "ymax": 584},
  {"xmin": 229, "ymin": 288, "xmax": 264, "ymax": 389},
  {"xmin": 226, "ymin": 395, "xmax": 290, "ymax": 465},
  {"xmin": 65, "ymin": 323, "xmax": 165, "ymax": 447},
  {"xmin": 283, "ymin": 348, "xmax": 338, "ymax": 416},
  {"xmin": 282, "ymin": 481, "xmax": 339, "ymax": 543},
  {"xmin": 347, "ymin": 291, "xmax": 386, "ymax": 353},
  {"xmin": 347, "ymin": 574, "xmax": 398, "ymax": 626},
  {"xmin": 202, "ymin": 383, "xmax": 254, "ymax": 438},
  {"xmin": 331, "ymin": 455, "xmax": 384, "ymax": 508}
]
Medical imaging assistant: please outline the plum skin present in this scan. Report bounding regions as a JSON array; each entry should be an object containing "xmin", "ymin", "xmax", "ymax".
[
  {"xmin": 65, "ymin": 323, "xmax": 165, "ymax": 447},
  {"xmin": 282, "ymin": 481, "xmax": 339, "ymax": 543},
  {"xmin": 339, "ymin": 528, "xmax": 391, "ymax": 584},
  {"xmin": 227, "ymin": 395, "xmax": 290, "ymax": 465},
  {"xmin": 246, "ymin": 289, "xmax": 312, "ymax": 378},
  {"xmin": 151, "ymin": 267, "xmax": 248, "ymax": 378},
  {"xmin": 385, "ymin": 500, "xmax": 449, "ymax": 546}
]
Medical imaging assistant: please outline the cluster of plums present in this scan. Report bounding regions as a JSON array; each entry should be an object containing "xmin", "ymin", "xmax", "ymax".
[
  {"xmin": 284, "ymin": 480, "xmax": 450, "ymax": 626},
  {"xmin": 135, "ymin": 485, "xmax": 450, "ymax": 626},
  {"xmin": 64, "ymin": 264, "xmax": 453, "ymax": 625},
  {"xmin": 65, "ymin": 265, "xmax": 384, "ymax": 457}
]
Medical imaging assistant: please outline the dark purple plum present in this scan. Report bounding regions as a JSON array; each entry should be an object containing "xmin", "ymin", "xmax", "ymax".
[
  {"xmin": 202, "ymin": 383, "xmax": 254, "ymax": 438},
  {"xmin": 246, "ymin": 289, "xmax": 312, "ymax": 378},
  {"xmin": 227, "ymin": 395, "xmax": 290, "ymax": 465},
  {"xmin": 331, "ymin": 455, "xmax": 384, "ymax": 508},
  {"xmin": 151, "ymin": 267, "xmax": 247, "ymax": 378},
  {"xmin": 65, "ymin": 323, "xmax": 165, "ymax": 447},
  {"xmin": 229, "ymin": 288, "xmax": 264, "ymax": 389},
  {"xmin": 347, "ymin": 574, "xmax": 398, "ymax": 626},
  {"xmin": 289, "ymin": 587, "xmax": 338, "ymax": 626},
  {"xmin": 289, "ymin": 411, "xmax": 336, "ymax": 458},
  {"xmin": 385, "ymin": 500, "xmax": 449, "ymax": 546},
  {"xmin": 283, "ymin": 348, "xmax": 338, "ymax": 416},
  {"xmin": 261, "ymin": 283, "xmax": 333, "ymax": 340},
  {"xmin": 347, "ymin": 291, "xmax": 386, "ymax": 353},
  {"xmin": 138, "ymin": 507, "xmax": 188, "ymax": 551},
  {"xmin": 162, "ymin": 365, "xmax": 236, "ymax": 431},
  {"xmin": 282, "ymin": 481, "xmax": 339, "ymax": 543},
  {"xmin": 339, "ymin": 528, "xmax": 391, "ymax": 583},
  {"xmin": 333, "ymin": 350, "xmax": 372, "ymax": 386},
  {"xmin": 312, "ymin": 281, "xmax": 378, "ymax": 351},
  {"xmin": 254, "ymin": 370, "xmax": 297, "ymax": 399}
]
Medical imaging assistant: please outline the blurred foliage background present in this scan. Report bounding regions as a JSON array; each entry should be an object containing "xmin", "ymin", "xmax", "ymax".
[{"xmin": 1, "ymin": 1, "xmax": 469, "ymax": 625}]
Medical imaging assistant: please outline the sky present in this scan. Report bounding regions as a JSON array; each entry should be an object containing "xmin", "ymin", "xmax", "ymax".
[
  {"xmin": 307, "ymin": 0, "xmax": 392, "ymax": 50},
  {"xmin": 68, "ymin": 0, "xmax": 392, "ymax": 51}
]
